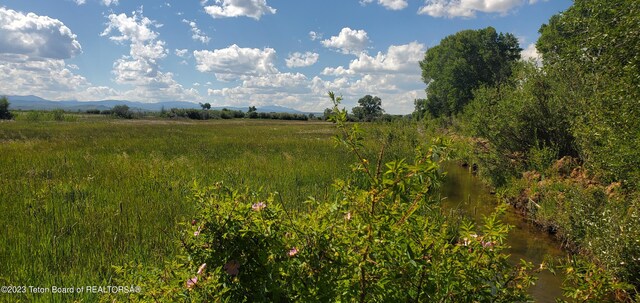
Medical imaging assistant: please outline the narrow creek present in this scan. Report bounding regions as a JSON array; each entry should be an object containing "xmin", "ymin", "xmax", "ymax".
[{"xmin": 441, "ymin": 163, "xmax": 565, "ymax": 302}]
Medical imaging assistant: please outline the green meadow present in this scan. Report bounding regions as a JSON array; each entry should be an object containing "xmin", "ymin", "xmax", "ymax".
[{"xmin": 0, "ymin": 116, "xmax": 418, "ymax": 301}]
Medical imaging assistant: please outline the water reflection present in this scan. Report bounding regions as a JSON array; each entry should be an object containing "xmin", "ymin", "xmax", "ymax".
[{"xmin": 440, "ymin": 163, "xmax": 564, "ymax": 302}]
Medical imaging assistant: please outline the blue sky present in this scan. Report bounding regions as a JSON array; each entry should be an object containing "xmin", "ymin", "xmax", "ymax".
[{"xmin": 0, "ymin": 0, "xmax": 571, "ymax": 113}]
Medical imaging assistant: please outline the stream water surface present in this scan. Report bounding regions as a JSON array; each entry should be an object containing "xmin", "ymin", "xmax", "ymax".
[{"xmin": 441, "ymin": 163, "xmax": 565, "ymax": 302}]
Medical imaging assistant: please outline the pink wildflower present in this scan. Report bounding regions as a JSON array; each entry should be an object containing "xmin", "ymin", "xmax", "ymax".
[
  {"xmin": 252, "ymin": 202, "xmax": 266, "ymax": 211},
  {"xmin": 288, "ymin": 247, "xmax": 299, "ymax": 257},
  {"xmin": 197, "ymin": 263, "xmax": 207, "ymax": 275},
  {"xmin": 185, "ymin": 276, "xmax": 198, "ymax": 289},
  {"xmin": 482, "ymin": 241, "xmax": 495, "ymax": 251},
  {"xmin": 194, "ymin": 225, "xmax": 202, "ymax": 236}
]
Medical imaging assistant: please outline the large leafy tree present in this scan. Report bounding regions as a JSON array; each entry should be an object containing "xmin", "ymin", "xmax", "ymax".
[
  {"xmin": 352, "ymin": 95, "xmax": 383, "ymax": 122},
  {"xmin": 418, "ymin": 27, "xmax": 521, "ymax": 117}
]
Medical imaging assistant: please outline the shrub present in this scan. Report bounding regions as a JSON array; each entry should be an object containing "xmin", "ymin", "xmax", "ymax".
[
  {"xmin": 52, "ymin": 109, "xmax": 65, "ymax": 121},
  {"xmin": 112, "ymin": 105, "xmax": 133, "ymax": 119},
  {"xmin": 0, "ymin": 96, "xmax": 13, "ymax": 120},
  {"xmin": 104, "ymin": 92, "xmax": 536, "ymax": 302}
]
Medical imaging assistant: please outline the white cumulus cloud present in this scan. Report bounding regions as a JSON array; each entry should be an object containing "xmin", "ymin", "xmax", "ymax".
[
  {"xmin": 102, "ymin": 0, "xmax": 119, "ymax": 6},
  {"xmin": 102, "ymin": 11, "xmax": 198, "ymax": 102},
  {"xmin": 0, "ymin": 7, "xmax": 82, "ymax": 60},
  {"xmin": 175, "ymin": 48, "xmax": 189, "ymax": 58},
  {"xmin": 285, "ymin": 52, "xmax": 319, "ymax": 68},
  {"xmin": 360, "ymin": 0, "xmax": 408, "ymax": 10},
  {"xmin": 0, "ymin": 8, "xmax": 107, "ymax": 101},
  {"xmin": 194, "ymin": 44, "xmax": 278, "ymax": 80},
  {"xmin": 101, "ymin": 12, "xmax": 159, "ymax": 44},
  {"xmin": 323, "ymin": 41, "xmax": 425, "ymax": 75},
  {"xmin": 317, "ymin": 42, "xmax": 427, "ymax": 113},
  {"xmin": 418, "ymin": 0, "xmax": 538, "ymax": 18},
  {"xmin": 349, "ymin": 41, "xmax": 425, "ymax": 74},
  {"xmin": 321, "ymin": 27, "xmax": 370, "ymax": 55},
  {"xmin": 204, "ymin": 0, "xmax": 276, "ymax": 20}
]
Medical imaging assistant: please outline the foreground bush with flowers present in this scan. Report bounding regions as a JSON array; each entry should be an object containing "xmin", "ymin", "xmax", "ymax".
[{"xmin": 103, "ymin": 92, "xmax": 535, "ymax": 302}]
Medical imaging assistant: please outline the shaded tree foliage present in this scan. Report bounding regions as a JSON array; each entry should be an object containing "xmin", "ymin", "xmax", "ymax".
[
  {"xmin": 412, "ymin": 99, "xmax": 428, "ymax": 121},
  {"xmin": 462, "ymin": 62, "xmax": 578, "ymax": 185},
  {"xmin": 200, "ymin": 102, "xmax": 211, "ymax": 110},
  {"xmin": 0, "ymin": 96, "xmax": 13, "ymax": 120},
  {"xmin": 537, "ymin": 0, "xmax": 640, "ymax": 187},
  {"xmin": 418, "ymin": 27, "xmax": 521, "ymax": 117}
]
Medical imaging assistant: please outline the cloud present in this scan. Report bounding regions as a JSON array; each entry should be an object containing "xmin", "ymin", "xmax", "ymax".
[
  {"xmin": 349, "ymin": 41, "xmax": 425, "ymax": 74},
  {"xmin": 102, "ymin": 0, "xmax": 119, "ymax": 6},
  {"xmin": 521, "ymin": 43, "xmax": 541, "ymax": 65},
  {"xmin": 182, "ymin": 19, "xmax": 210, "ymax": 44},
  {"xmin": 309, "ymin": 31, "xmax": 322, "ymax": 41},
  {"xmin": 418, "ymin": 0, "xmax": 537, "ymax": 18},
  {"xmin": 194, "ymin": 44, "xmax": 278, "ymax": 80},
  {"xmin": 285, "ymin": 52, "xmax": 319, "ymax": 68},
  {"xmin": 379, "ymin": 0, "xmax": 408, "ymax": 10},
  {"xmin": 0, "ymin": 58, "xmax": 88, "ymax": 98},
  {"xmin": 74, "ymin": 0, "xmax": 86, "ymax": 5},
  {"xmin": 0, "ymin": 8, "xmax": 102, "ymax": 101},
  {"xmin": 204, "ymin": 0, "xmax": 276, "ymax": 20},
  {"xmin": 203, "ymin": 42, "xmax": 427, "ymax": 113},
  {"xmin": 175, "ymin": 48, "xmax": 189, "ymax": 58},
  {"xmin": 360, "ymin": 0, "xmax": 409, "ymax": 10},
  {"xmin": 321, "ymin": 27, "xmax": 370, "ymax": 55},
  {"xmin": 316, "ymin": 42, "xmax": 427, "ymax": 113},
  {"xmin": 322, "ymin": 41, "xmax": 425, "ymax": 75},
  {"xmin": 102, "ymin": 11, "xmax": 198, "ymax": 102},
  {"xmin": 101, "ymin": 12, "xmax": 159, "ymax": 44},
  {"xmin": 0, "ymin": 7, "xmax": 82, "ymax": 60},
  {"xmin": 207, "ymin": 72, "xmax": 320, "ymax": 110}
]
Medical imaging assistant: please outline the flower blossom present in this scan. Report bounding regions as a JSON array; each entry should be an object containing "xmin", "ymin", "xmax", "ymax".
[
  {"xmin": 185, "ymin": 276, "xmax": 198, "ymax": 289},
  {"xmin": 194, "ymin": 225, "xmax": 203, "ymax": 236},
  {"xmin": 185, "ymin": 263, "xmax": 208, "ymax": 289},
  {"xmin": 252, "ymin": 202, "xmax": 266, "ymax": 211},
  {"xmin": 288, "ymin": 247, "xmax": 299, "ymax": 257},
  {"xmin": 197, "ymin": 263, "xmax": 207, "ymax": 275}
]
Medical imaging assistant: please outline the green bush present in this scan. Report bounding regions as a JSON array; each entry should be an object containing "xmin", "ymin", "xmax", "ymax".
[
  {"xmin": 538, "ymin": 0, "xmax": 640, "ymax": 188},
  {"xmin": 460, "ymin": 62, "xmax": 577, "ymax": 186},
  {"xmin": 52, "ymin": 109, "xmax": 65, "ymax": 121},
  {"xmin": 104, "ymin": 92, "xmax": 536, "ymax": 302},
  {"xmin": 112, "ymin": 105, "xmax": 134, "ymax": 119},
  {"xmin": 0, "ymin": 96, "xmax": 13, "ymax": 120}
]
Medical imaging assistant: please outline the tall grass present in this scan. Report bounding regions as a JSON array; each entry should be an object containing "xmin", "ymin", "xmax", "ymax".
[{"xmin": 0, "ymin": 118, "xmax": 421, "ymax": 302}]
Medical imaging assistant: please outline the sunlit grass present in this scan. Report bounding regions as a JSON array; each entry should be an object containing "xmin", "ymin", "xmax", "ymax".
[{"xmin": 0, "ymin": 117, "xmax": 379, "ymax": 301}]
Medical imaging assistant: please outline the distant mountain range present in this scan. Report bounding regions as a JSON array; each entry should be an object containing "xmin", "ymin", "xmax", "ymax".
[{"xmin": 4, "ymin": 95, "xmax": 307, "ymax": 114}]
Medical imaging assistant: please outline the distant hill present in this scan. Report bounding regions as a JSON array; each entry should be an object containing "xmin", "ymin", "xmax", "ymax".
[{"xmin": 3, "ymin": 95, "xmax": 306, "ymax": 114}]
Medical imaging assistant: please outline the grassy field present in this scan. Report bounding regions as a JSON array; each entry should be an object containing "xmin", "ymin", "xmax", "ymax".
[{"xmin": 0, "ymin": 116, "xmax": 418, "ymax": 301}]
